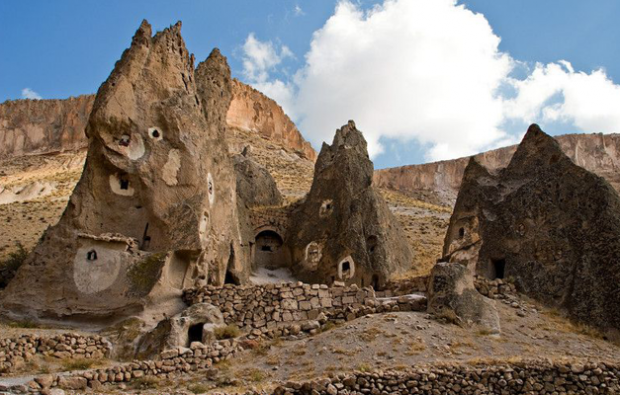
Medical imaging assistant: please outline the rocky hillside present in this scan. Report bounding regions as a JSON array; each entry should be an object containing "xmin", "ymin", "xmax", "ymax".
[
  {"xmin": 0, "ymin": 80, "xmax": 316, "ymax": 161},
  {"xmin": 0, "ymin": 95, "xmax": 93, "ymax": 159},
  {"xmin": 227, "ymin": 79, "xmax": 316, "ymax": 161},
  {"xmin": 374, "ymin": 133, "xmax": 620, "ymax": 207}
]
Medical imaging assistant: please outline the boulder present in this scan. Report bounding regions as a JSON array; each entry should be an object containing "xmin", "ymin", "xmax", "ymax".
[
  {"xmin": 427, "ymin": 261, "xmax": 499, "ymax": 333},
  {"xmin": 0, "ymin": 20, "xmax": 249, "ymax": 320},
  {"xmin": 233, "ymin": 152, "xmax": 283, "ymax": 208},
  {"xmin": 285, "ymin": 121, "xmax": 413, "ymax": 288},
  {"xmin": 443, "ymin": 124, "xmax": 620, "ymax": 337},
  {"xmin": 136, "ymin": 303, "xmax": 224, "ymax": 359}
]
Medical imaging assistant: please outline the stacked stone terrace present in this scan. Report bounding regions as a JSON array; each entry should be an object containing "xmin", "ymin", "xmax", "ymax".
[
  {"xmin": 0, "ymin": 333, "xmax": 110, "ymax": 374},
  {"xmin": 183, "ymin": 282, "xmax": 427, "ymax": 338},
  {"xmin": 267, "ymin": 359, "xmax": 620, "ymax": 395}
]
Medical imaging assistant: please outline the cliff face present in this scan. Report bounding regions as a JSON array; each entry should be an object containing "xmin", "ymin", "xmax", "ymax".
[
  {"xmin": 0, "ymin": 80, "xmax": 317, "ymax": 161},
  {"xmin": 226, "ymin": 79, "xmax": 316, "ymax": 161},
  {"xmin": 374, "ymin": 133, "xmax": 620, "ymax": 207},
  {"xmin": 0, "ymin": 95, "xmax": 94, "ymax": 158}
]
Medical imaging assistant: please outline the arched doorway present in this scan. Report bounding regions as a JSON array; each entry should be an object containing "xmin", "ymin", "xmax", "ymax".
[{"xmin": 253, "ymin": 229, "xmax": 287, "ymax": 269}]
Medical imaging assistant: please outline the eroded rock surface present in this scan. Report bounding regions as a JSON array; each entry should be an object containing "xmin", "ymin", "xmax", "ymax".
[
  {"xmin": 427, "ymin": 261, "xmax": 500, "ymax": 332},
  {"xmin": 443, "ymin": 124, "xmax": 620, "ymax": 337},
  {"xmin": 285, "ymin": 121, "xmax": 413, "ymax": 288},
  {"xmin": 0, "ymin": 21, "xmax": 248, "ymax": 321},
  {"xmin": 374, "ymin": 133, "xmax": 620, "ymax": 207},
  {"xmin": 227, "ymin": 79, "xmax": 316, "ymax": 161},
  {"xmin": 0, "ymin": 95, "xmax": 93, "ymax": 159}
]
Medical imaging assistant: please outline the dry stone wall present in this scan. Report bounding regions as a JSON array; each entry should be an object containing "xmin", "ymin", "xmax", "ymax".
[
  {"xmin": 0, "ymin": 333, "xmax": 110, "ymax": 374},
  {"xmin": 1, "ymin": 338, "xmax": 241, "ymax": 393},
  {"xmin": 183, "ymin": 283, "xmax": 427, "ymax": 338},
  {"xmin": 267, "ymin": 359, "xmax": 620, "ymax": 395}
]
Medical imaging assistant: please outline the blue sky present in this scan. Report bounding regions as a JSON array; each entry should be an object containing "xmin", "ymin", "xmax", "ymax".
[{"xmin": 1, "ymin": 0, "xmax": 619, "ymax": 169}]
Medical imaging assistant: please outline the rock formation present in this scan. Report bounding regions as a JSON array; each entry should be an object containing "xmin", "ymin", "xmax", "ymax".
[
  {"xmin": 0, "ymin": 95, "xmax": 93, "ymax": 159},
  {"xmin": 135, "ymin": 303, "xmax": 224, "ymax": 359},
  {"xmin": 442, "ymin": 124, "xmax": 620, "ymax": 336},
  {"xmin": 0, "ymin": 21, "xmax": 248, "ymax": 321},
  {"xmin": 227, "ymin": 79, "xmax": 316, "ymax": 161},
  {"xmin": 284, "ymin": 121, "xmax": 413, "ymax": 288},
  {"xmin": 1, "ymin": 81, "xmax": 317, "ymax": 162},
  {"xmin": 374, "ymin": 133, "xmax": 620, "ymax": 207},
  {"xmin": 427, "ymin": 261, "xmax": 499, "ymax": 332},
  {"xmin": 233, "ymin": 150, "xmax": 283, "ymax": 209}
]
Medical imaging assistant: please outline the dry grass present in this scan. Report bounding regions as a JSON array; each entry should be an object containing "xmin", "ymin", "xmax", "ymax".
[{"xmin": 214, "ymin": 324, "xmax": 241, "ymax": 340}]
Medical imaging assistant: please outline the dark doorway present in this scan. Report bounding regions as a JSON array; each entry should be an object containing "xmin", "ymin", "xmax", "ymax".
[
  {"xmin": 254, "ymin": 230, "xmax": 285, "ymax": 269},
  {"xmin": 187, "ymin": 324, "xmax": 203, "ymax": 345},
  {"xmin": 225, "ymin": 244, "xmax": 240, "ymax": 285},
  {"xmin": 372, "ymin": 274, "xmax": 379, "ymax": 290},
  {"xmin": 87, "ymin": 249, "xmax": 98, "ymax": 261},
  {"xmin": 492, "ymin": 258, "xmax": 506, "ymax": 279}
]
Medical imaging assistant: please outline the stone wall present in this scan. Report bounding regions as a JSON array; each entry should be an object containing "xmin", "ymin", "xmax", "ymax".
[
  {"xmin": 268, "ymin": 359, "xmax": 620, "ymax": 395},
  {"xmin": 0, "ymin": 333, "xmax": 110, "ymax": 374},
  {"xmin": 183, "ymin": 283, "xmax": 427, "ymax": 338},
  {"xmin": 249, "ymin": 205, "xmax": 294, "ymax": 238},
  {"xmin": 3, "ymin": 338, "xmax": 242, "ymax": 393}
]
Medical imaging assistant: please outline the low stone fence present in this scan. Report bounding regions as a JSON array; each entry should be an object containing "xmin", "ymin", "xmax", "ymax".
[
  {"xmin": 2, "ymin": 338, "xmax": 242, "ymax": 393},
  {"xmin": 474, "ymin": 276, "xmax": 516, "ymax": 298},
  {"xmin": 378, "ymin": 275, "xmax": 429, "ymax": 297},
  {"xmin": 0, "ymin": 333, "xmax": 110, "ymax": 375},
  {"xmin": 183, "ymin": 283, "xmax": 427, "ymax": 338},
  {"xmin": 267, "ymin": 359, "xmax": 620, "ymax": 395}
]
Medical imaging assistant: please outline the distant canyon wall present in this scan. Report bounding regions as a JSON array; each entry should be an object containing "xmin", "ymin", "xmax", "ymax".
[
  {"xmin": 0, "ymin": 80, "xmax": 317, "ymax": 161},
  {"xmin": 0, "ymin": 95, "xmax": 94, "ymax": 159},
  {"xmin": 226, "ymin": 79, "xmax": 316, "ymax": 161},
  {"xmin": 374, "ymin": 133, "xmax": 620, "ymax": 207}
]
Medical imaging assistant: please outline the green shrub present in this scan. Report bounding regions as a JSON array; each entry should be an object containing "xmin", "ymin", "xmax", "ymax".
[{"xmin": 0, "ymin": 242, "xmax": 28, "ymax": 287}]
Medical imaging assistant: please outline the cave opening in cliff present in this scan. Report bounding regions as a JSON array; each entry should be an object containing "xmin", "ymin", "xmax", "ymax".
[
  {"xmin": 254, "ymin": 230, "xmax": 286, "ymax": 268},
  {"xmin": 492, "ymin": 258, "xmax": 506, "ymax": 279},
  {"xmin": 86, "ymin": 249, "xmax": 98, "ymax": 261},
  {"xmin": 187, "ymin": 323, "xmax": 203, "ymax": 345},
  {"xmin": 459, "ymin": 227, "xmax": 465, "ymax": 238}
]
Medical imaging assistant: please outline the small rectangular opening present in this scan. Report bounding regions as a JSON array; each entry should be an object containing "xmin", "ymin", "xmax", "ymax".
[{"xmin": 492, "ymin": 258, "xmax": 506, "ymax": 279}]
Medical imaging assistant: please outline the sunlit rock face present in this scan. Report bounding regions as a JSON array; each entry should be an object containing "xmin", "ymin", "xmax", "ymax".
[
  {"xmin": 0, "ymin": 21, "xmax": 249, "ymax": 321},
  {"xmin": 443, "ymin": 124, "xmax": 620, "ymax": 337}
]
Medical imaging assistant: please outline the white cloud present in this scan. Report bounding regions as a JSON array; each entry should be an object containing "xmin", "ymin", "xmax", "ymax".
[
  {"xmin": 241, "ymin": 33, "xmax": 297, "ymax": 118},
  {"xmin": 242, "ymin": 33, "xmax": 293, "ymax": 83},
  {"xmin": 294, "ymin": 5, "xmax": 305, "ymax": 16},
  {"xmin": 241, "ymin": 0, "xmax": 620, "ymax": 162},
  {"xmin": 504, "ymin": 62, "xmax": 620, "ymax": 134},
  {"xmin": 21, "ymin": 88, "xmax": 42, "ymax": 100}
]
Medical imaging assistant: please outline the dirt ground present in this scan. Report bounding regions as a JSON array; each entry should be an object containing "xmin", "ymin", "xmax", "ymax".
[{"xmin": 92, "ymin": 294, "xmax": 620, "ymax": 394}]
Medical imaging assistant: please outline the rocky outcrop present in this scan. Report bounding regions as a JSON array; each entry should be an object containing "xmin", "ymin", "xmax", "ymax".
[
  {"xmin": 427, "ymin": 261, "xmax": 500, "ymax": 332},
  {"xmin": 374, "ymin": 133, "xmax": 620, "ymax": 207},
  {"xmin": 135, "ymin": 303, "xmax": 224, "ymax": 359},
  {"xmin": 0, "ymin": 95, "xmax": 93, "ymax": 159},
  {"xmin": 233, "ymin": 151, "xmax": 283, "ymax": 208},
  {"xmin": 442, "ymin": 124, "xmax": 620, "ymax": 337},
  {"xmin": 284, "ymin": 121, "xmax": 413, "ymax": 288},
  {"xmin": 0, "ymin": 81, "xmax": 317, "ymax": 162},
  {"xmin": 0, "ymin": 21, "xmax": 248, "ymax": 321},
  {"xmin": 227, "ymin": 79, "xmax": 316, "ymax": 161}
]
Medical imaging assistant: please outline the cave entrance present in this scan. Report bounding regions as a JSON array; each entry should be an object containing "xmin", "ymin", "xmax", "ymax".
[
  {"xmin": 225, "ymin": 244, "xmax": 240, "ymax": 285},
  {"xmin": 254, "ymin": 230, "xmax": 286, "ymax": 269},
  {"xmin": 372, "ymin": 274, "xmax": 380, "ymax": 290},
  {"xmin": 491, "ymin": 258, "xmax": 506, "ymax": 280},
  {"xmin": 187, "ymin": 323, "xmax": 203, "ymax": 346}
]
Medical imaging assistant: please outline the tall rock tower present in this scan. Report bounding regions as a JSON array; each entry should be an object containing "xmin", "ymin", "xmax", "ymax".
[
  {"xmin": 285, "ymin": 121, "xmax": 413, "ymax": 288},
  {"xmin": 0, "ymin": 21, "xmax": 248, "ymax": 321}
]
